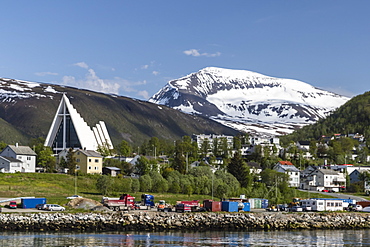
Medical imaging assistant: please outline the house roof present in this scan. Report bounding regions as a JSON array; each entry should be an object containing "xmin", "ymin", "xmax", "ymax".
[
  {"xmin": 0, "ymin": 156, "xmax": 22, "ymax": 163},
  {"xmin": 278, "ymin": 161, "xmax": 294, "ymax": 166},
  {"xmin": 298, "ymin": 141, "xmax": 310, "ymax": 146},
  {"xmin": 104, "ymin": 167, "xmax": 121, "ymax": 171},
  {"xmin": 6, "ymin": 145, "xmax": 37, "ymax": 156},
  {"xmin": 317, "ymin": 169, "xmax": 340, "ymax": 175},
  {"xmin": 247, "ymin": 162, "xmax": 261, "ymax": 169},
  {"xmin": 76, "ymin": 149, "xmax": 103, "ymax": 158},
  {"xmin": 278, "ymin": 165, "xmax": 300, "ymax": 172}
]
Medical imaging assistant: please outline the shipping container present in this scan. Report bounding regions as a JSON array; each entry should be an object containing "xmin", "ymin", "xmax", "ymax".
[
  {"xmin": 203, "ymin": 200, "xmax": 222, "ymax": 212},
  {"xmin": 21, "ymin": 198, "xmax": 47, "ymax": 209},
  {"xmin": 261, "ymin": 199, "xmax": 269, "ymax": 209},
  {"xmin": 253, "ymin": 198, "xmax": 262, "ymax": 209},
  {"xmin": 248, "ymin": 198, "xmax": 255, "ymax": 209},
  {"xmin": 242, "ymin": 202, "xmax": 250, "ymax": 212},
  {"xmin": 221, "ymin": 201, "xmax": 238, "ymax": 212}
]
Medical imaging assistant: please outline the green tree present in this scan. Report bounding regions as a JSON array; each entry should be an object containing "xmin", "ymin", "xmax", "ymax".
[
  {"xmin": 66, "ymin": 148, "xmax": 77, "ymax": 175},
  {"xmin": 96, "ymin": 175, "xmax": 113, "ymax": 195},
  {"xmin": 118, "ymin": 140, "xmax": 132, "ymax": 157},
  {"xmin": 38, "ymin": 147, "xmax": 56, "ymax": 172},
  {"xmin": 227, "ymin": 152, "xmax": 251, "ymax": 188},
  {"xmin": 135, "ymin": 156, "xmax": 150, "ymax": 175},
  {"xmin": 0, "ymin": 141, "xmax": 7, "ymax": 151},
  {"xmin": 139, "ymin": 174, "xmax": 152, "ymax": 192},
  {"xmin": 131, "ymin": 178, "xmax": 140, "ymax": 192}
]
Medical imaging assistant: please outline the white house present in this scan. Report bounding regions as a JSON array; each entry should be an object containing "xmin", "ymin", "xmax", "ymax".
[
  {"xmin": 274, "ymin": 161, "xmax": 300, "ymax": 187},
  {"xmin": 0, "ymin": 156, "xmax": 24, "ymax": 173},
  {"xmin": 0, "ymin": 144, "xmax": 37, "ymax": 173},
  {"xmin": 303, "ymin": 169, "xmax": 346, "ymax": 192}
]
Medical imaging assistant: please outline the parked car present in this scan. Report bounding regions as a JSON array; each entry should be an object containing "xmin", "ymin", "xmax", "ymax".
[
  {"xmin": 291, "ymin": 206, "xmax": 303, "ymax": 212},
  {"xmin": 346, "ymin": 204, "xmax": 363, "ymax": 212},
  {"xmin": 9, "ymin": 201, "xmax": 17, "ymax": 209},
  {"xmin": 66, "ymin": 195, "xmax": 82, "ymax": 199},
  {"xmin": 322, "ymin": 189, "xmax": 329, "ymax": 192},
  {"xmin": 46, "ymin": 204, "xmax": 65, "ymax": 211},
  {"xmin": 36, "ymin": 203, "xmax": 47, "ymax": 210}
]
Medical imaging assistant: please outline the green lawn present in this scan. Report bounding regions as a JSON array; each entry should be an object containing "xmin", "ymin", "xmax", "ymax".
[{"xmin": 0, "ymin": 173, "xmax": 211, "ymax": 206}]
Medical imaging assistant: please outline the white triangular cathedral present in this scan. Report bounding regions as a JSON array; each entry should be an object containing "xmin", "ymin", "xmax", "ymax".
[{"xmin": 44, "ymin": 94, "xmax": 113, "ymax": 152}]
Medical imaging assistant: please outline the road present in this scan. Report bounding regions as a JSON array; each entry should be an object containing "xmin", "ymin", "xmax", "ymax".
[{"xmin": 299, "ymin": 190, "xmax": 369, "ymax": 202}]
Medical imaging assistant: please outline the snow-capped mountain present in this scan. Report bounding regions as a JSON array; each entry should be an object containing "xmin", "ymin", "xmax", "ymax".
[{"xmin": 149, "ymin": 67, "xmax": 351, "ymax": 137}]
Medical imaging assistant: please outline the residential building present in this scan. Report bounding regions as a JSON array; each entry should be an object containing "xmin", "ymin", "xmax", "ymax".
[
  {"xmin": 74, "ymin": 149, "xmax": 103, "ymax": 174},
  {"xmin": 349, "ymin": 169, "xmax": 370, "ymax": 184},
  {"xmin": 103, "ymin": 167, "xmax": 121, "ymax": 177},
  {"xmin": 0, "ymin": 144, "xmax": 37, "ymax": 173},
  {"xmin": 302, "ymin": 169, "xmax": 346, "ymax": 192},
  {"xmin": 273, "ymin": 161, "xmax": 300, "ymax": 187},
  {"xmin": 0, "ymin": 156, "xmax": 24, "ymax": 173}
]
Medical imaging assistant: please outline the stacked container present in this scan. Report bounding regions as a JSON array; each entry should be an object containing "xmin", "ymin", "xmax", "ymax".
[
  {"xmin": 261, "ymin": 199, "xmax": 269, "ymax": 209},
  {"xmin": 242, "ymin": 202, "xmax": 251, "ymax": 212},
  {"xmin": 253, "ymin": 198, "xmax": 262, "ymax": 209},
  {"xmin": 221, "ymin": 201, "xmax": 238, "ymax": 212},
  {"xmin": 248, "ymin": 198, "xmax": 255, "ymax": 209},
  {"xmin": 203, "ymin": 200, "xmax": 222, "ymax": 212}
]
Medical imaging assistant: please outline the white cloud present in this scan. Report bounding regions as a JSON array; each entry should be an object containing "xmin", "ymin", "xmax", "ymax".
[
  {"xmin": 183, "ymin": 49, "xmax": 221, "ymax": 57},
  {"xmin": 35, "ymin": 72, "xmax": 58, "ymax": 76},
  {"xmin": 137, "ymin": 90, "xmax": 149, "ymax": 99},
  {"xmin": 152, "ymin": 71, "xmax": 159, "ymax": 76},
  {"xmin": 62, "ymin": 62, "xmax": 148, "ymax": 97},
  {"xmin": 74, "ymin": 62, "xmax": 89, "ymax": 69},
  {"xmin": 141, "ymin": 64, "xmax": 149, "ymax": 69}
]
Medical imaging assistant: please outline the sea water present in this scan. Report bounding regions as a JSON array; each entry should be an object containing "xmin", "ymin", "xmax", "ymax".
[{"xmin": 0, "ymin": 229, "xmax": 369, "ymax": 246}]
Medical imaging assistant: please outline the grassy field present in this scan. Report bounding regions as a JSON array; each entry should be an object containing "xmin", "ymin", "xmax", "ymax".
[
  {"xmin": 0, "ymin": 173, "xmax": 212, "ymax": 206},
  {"xmin": 0, "ymin": 173, "xmax": 361, "ymax": 208}
]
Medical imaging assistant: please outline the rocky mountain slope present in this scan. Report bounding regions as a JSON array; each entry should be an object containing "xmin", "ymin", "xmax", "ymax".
[
  {"xmin": 150, "ymin": 67, "xmax": 350, "ymax": 137},
  {"xmin": 0, "ymin": 78, "xmax": 240, "ymax": 146}
]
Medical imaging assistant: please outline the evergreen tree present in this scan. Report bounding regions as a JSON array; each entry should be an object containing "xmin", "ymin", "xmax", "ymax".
[
  {"xmin": 227, "ymin": 152, "xmax": 251, "ymax": 188},
  {"xmin": 66, "ymin": 148, "xmax": 77, "ymax": 175}
]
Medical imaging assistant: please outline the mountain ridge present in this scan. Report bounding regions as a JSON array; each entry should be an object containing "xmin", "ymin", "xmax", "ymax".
[
  {"xmin": 150, "ymin": 67, "xmax": 350, "ymax": 136},
  {"xmin": 0, "ymin": 77, "xmax": 240, "ymax": 147}
]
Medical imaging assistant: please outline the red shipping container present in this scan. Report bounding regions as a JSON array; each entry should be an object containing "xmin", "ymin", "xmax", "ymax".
[{"xmin": 211, "ymin": 201, "xmax": 221, "ymax": 212}]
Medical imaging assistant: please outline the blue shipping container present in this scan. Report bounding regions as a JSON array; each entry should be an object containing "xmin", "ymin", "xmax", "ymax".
[
  {"xmin": 221, "ymin": 201, "xmax": 238, "ymax": 212},
  {"xmin": 261, "ymin": 199, "xmax": 269, "ymax": 209},
  {"xmin": 21, "ymin": 198, "xmax": 47, "ymax": 209},
  {"xmin": 243, "ymin": 202, "xmax": 250, "ymax": 212}
]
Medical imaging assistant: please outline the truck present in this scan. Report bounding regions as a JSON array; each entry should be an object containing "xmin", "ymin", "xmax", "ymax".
[
  {"xmin": 157, "ymin": 200, "xmax": 172, "ymax": 212},
  {"xmin": 140, "ymin": 194, "xmax": 155, "ymax": 208},
  {"xmin": 179, "ymin": 200, "xmax": 201, "ymax": 212},
  {"xmin": 101, "ymin": 194, "xmax": 135, "ymax": 211}
]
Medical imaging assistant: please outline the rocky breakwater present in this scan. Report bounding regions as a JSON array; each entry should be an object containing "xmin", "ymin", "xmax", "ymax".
[{"xmin": 1, "ymin": 212, "xmax": 370, "ymax": 231}]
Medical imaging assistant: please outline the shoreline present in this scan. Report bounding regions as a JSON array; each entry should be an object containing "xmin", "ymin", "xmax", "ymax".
[{"xmin": 1, "ymin": 211, "xmax": 370, "ymax": 232}]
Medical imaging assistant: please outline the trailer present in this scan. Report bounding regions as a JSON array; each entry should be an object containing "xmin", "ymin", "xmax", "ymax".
[
  {"xmin": 157, "ymin": 200, "xmax": 172, "ymax": 212},
  {"xmin": 102, "ymin": 194, "xmax": 135, "ymax": 211},
  {"xmin": 179, "ymin": 200, "xmax": 200, "ymax": 212},
  {"xmin": 300, "ymin": 198, "xmax": 350, "ymax": 211}
]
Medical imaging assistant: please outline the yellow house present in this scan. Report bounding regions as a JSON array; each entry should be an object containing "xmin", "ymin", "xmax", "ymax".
[{"xmin": 74, "ymin": 149, "xmax": 103, "ymax": 174}]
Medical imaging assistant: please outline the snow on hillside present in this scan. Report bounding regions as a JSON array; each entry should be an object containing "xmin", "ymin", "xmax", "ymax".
[{"xmin": 150, "ymin": 67, "xmax": 351, "ymax": 136}]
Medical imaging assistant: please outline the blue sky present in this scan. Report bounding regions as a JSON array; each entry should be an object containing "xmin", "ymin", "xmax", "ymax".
[{"xmin": 1, "ymin": 1, "xmax": 369, "ymax": 100}]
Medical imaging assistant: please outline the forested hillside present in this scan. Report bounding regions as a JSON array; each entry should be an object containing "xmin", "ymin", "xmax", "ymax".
[{"xmin": 280, "ymin": 91, "xmax": 370, "ymax": 145}]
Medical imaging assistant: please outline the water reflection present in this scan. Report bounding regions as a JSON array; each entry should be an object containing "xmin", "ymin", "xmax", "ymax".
[{"xmin": 0, "ymin": 229, "xmax": 369, "ymax": 246}]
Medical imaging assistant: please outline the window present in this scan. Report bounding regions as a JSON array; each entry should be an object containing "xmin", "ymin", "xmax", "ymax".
[
  {"xmin": 27, "ymin": 157, "xmax": 31, "ymax": 160},
  {"xmin": 89, "ymin": 159, "xmax": 92, "ymax": 162},
  {"xmin": 76, "ymin": 159, "xmax": 80, "ymax": 162},
  {"xmin": 88, "ymin": 166, "xmax": 92, "ymax": 170},
  {"xmin": 95, "ymin": 167, "xmax": 99, "ymax": 170},
  {"xmin": 76, "ymin": 166, "xmax": 80, "ymax": 169},
  {"xmin": 95, "ymin": 159, "xmax": 99, "ymax": 163}
]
